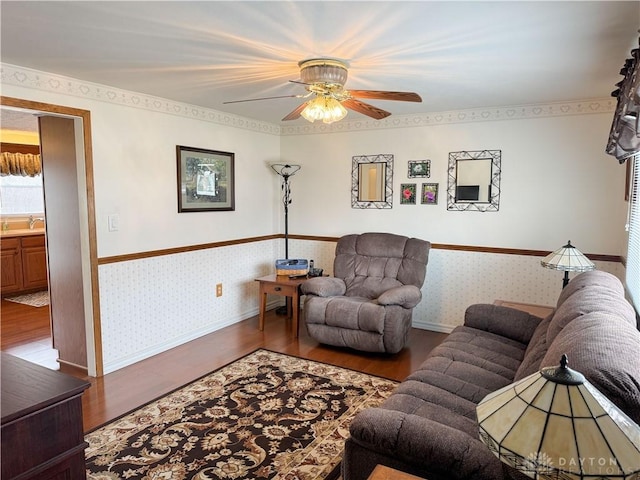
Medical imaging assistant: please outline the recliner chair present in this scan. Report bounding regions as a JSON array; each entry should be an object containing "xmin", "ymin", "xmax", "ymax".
[{"xmin": 301, "ymin": 232, "xmax": 430, "ymax": 353}]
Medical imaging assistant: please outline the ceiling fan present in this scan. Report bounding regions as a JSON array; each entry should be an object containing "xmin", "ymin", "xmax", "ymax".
[{"xmin": 223, "ymin": 58, "xmax": 422, "ymax": 123}]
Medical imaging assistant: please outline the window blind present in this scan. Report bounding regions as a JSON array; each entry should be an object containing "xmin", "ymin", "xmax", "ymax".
[{"xmin": 627, "ymin": 155, "xmax": 640, "ymax": 312}]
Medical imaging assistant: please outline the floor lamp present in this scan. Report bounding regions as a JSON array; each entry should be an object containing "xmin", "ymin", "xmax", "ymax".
[
  {"xmin": 271, "ymin": 163, "xmax": 301, "ymax": 315},
  {"xmin": 270, "ymin": 163, "xmax": 301, "ymax": 259},
  {"xmin": 540, "ymin": 240, "xmax": 595, "ymax": 289}
]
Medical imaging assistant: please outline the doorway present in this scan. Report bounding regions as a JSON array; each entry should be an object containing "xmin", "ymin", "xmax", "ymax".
[
  {"xmin": 0, "ymin": 113, "xmax": 53, "ymax": 367},
  {"xmin": 0, "ymin": 96, "xmax": 102, "ymax": 376}
]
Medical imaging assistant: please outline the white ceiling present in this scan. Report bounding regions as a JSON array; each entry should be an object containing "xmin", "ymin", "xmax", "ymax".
[{"xmin": 1, "ymin": 1, "xmax": 638, "ymax": 125}]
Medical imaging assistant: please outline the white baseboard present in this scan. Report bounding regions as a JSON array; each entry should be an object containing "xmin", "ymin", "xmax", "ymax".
[
  {"xmin": 102, "ymin": 304, "xmax": 271, "ymax": 374},
  {"xmin": 412, "ymin": 320, "xmax": 456, "ymax": 334}
]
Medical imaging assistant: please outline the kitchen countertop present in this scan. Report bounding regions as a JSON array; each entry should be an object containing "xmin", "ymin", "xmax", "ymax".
[{"xmin": 0, "ymin": 228, "xmax": 46, "ymax": 238}]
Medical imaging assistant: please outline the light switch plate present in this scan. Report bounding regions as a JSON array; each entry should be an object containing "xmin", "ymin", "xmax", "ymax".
[{"xmin": 108, "ymin": 214, "xmax": 119, "ymax": 232}]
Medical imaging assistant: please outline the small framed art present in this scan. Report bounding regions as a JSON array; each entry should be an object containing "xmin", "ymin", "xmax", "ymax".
[
  {"xmin": 421, "ymin": 183, "xmax": 439, "ymax": 205},
  {"xmin": 176, "ymin": 146, "xmax": 235, "ymax": 212},
  {"xmin": 408, "ymin": 160, "xmax": 431, "ymax": 178},
  {"xmin": 400, "ymin": 183, "xmax": 417, "ymax": 204}
]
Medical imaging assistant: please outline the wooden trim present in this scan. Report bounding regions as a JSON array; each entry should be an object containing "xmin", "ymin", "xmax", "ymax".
[
  {"xmin": 429, "ymin": 242, "xmax": 621, "ymax": 263},
  {"xmin": 1, "ymin": 96, "xmax": 103, "ymax": 377},
  {"xmin": 98, "ymin": 233, "xmax": 623, "ymax": 265},
  {"xmin": 287, "ymin": 234, "xmax": 341, "ymax": 242},
  {"xmin": 98, "ymin": 234, "xmax": 281, "ymax": 265},
  {"xmin": 1, "ymin": 142, "xmax": 40, "ymax": 155}
]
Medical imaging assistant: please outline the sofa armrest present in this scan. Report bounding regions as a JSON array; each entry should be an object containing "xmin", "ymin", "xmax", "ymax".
[
  {"xmin": 301, "ymin": 276, "xmax": 346, "ymax": 297},
  {"xmin": 347, "ymin": 408, "xmax": 503, "ymax": 480},
  {"xmin": 464, "ymin": 304, "xmax": 543, "ymax": 344},
  {"xmin": 377, "ymin": 285, "xmax": 422, "ymax": 309}
]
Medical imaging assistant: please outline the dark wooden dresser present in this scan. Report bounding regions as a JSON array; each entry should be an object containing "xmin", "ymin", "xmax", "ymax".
[{"xmin": 1, "ymin": 353, "xmax": 90, "ymax": 480}]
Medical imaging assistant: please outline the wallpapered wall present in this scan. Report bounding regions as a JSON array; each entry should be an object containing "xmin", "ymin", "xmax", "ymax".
[{"xmin": 99, "ymin": 237, "xmax": 623, "ymax": 373}]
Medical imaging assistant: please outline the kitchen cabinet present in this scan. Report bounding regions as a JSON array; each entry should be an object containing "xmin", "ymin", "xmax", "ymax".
[
  {"xmin": 1, "ymin": 233, "xmax": 48, "ymax": 296},
  {"xmin": 1, "ymin": 237, "xmax": 23, "ymax": 295},
  {"xmin": 21, "ymin": 235, "xmax": 48, "ymax": 291}
]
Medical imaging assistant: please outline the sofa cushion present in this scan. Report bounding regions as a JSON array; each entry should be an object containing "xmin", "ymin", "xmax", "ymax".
[
  {"xmin": 348, "ymin": 406, "xmax": 504, "ymax": 480},
  {"xmin": 513, "ymin": 313, "xmax": 553, "ymax": 380},
  {"xmin": 548, "ymin": 282, "xmax": 636, "ymax": 342},
  {"xmin": 385, "ymin": 382, "xmax": 479, "ymax": 430},
  {"xmin": 431, "ymin": 325, "xmax": 527, "ymax": 370},
  {"xmin": 464, "ymin": 304, "xmax": 542, "ymax": 344},
  {"xmin": 405, "ymin": 368, "xmax": 499, "ymax": 407},
  {"xmin": 542, "ymin": 312, "xmax": 640, "ymax": 425},
  {"xmin": 407, "ymin": 326, "xmax": 527, "ymax": 404},
  {"xmin": 555, "ymin": 270, "xmax": 625, "ymax": 308}
]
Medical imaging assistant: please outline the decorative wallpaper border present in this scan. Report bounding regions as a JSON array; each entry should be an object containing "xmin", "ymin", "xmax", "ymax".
[
  {"xmin": 1, "ymin": 63, "xmax": 615, "ymax": 136},
  {"xmin": 1, "ymin": 63, "xmax": 281, "ymax": 136},
  {"xmin": 280, "ymin": 98, "xmax": 616, "ymax": 135}
]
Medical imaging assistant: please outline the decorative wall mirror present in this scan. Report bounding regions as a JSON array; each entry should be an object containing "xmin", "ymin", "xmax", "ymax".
[
  {"xmin": 352, "ymin": 154, "xmax": 394, "ymax": 208},
  {"xmin": 447, "ymin": 150, "xmax": 501, "ymax": 212}
]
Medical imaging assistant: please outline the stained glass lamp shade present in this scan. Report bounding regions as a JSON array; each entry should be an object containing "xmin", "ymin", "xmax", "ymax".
[
  {"xmin": 477, "ymin": 355, "xmax": 640, "ymax": 479},
  {"xmin": 541, "ymin": 241, "xmax": 595, "ymax": 288}
]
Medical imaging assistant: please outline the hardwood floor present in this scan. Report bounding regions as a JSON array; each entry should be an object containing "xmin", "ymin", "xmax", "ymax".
[
  {"xmin": 1, "ymin": 297, "xmax": 58, "ymax": 369},
  {"xmin": 1, "ymin": 298, "xmax": 448, "ymax": 433}
]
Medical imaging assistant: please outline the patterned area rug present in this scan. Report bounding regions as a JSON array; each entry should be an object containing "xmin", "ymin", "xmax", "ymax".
[
  {"xmin": 85, "ymin": 349, "xmax": 398, "ymax": 480},
  {"xmin": 4, "ymin": 290, "xmax": 49, "ymax": 307}
]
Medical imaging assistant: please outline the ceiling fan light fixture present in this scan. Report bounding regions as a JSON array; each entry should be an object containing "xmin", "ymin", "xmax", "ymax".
[
  {"xmin": 300, "ymin": 96, "xmax": 348, "ymax": 124},
  {"xmin": 299, "ymin": 58, "xmax": 349, "ymax": 86}
]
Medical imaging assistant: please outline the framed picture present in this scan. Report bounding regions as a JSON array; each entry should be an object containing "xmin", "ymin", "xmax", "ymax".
[
  {"xmin": 176, "ymin": 146, "xmax": 235, "ymax": 212},
  {"xmin": 408, "ymin": 160, "xmax": 431, "ymax": 178},
  {"xmin": 400, "ymin": 183, "xmax": 417, "ymax": 204},
  {"xmin": 421, "ymin": 183, "xmax": 439, "ymax": 205}
]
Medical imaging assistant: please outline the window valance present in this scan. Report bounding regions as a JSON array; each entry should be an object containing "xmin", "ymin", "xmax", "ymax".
[
  {"xmin": 607, "ymin": 37, "xmax": 640, "ymax": 163},
  {"xmin": 1, "ymin": 152, "xmax": 42, "ymax": 177}
]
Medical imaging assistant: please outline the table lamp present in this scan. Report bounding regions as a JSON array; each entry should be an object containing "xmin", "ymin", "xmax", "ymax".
[
  {"xmin": 477, "ymin": 354, "xmax": 640, "ymax": 479},
  {"xmin": 541, "ymin": 241, "xmax": 595, "ymax": 289}
]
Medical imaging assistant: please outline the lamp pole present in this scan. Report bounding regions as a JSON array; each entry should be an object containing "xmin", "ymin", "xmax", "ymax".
[{"xmin": 271, "ymin": 164, "xmax": 301, "ymax": 259}]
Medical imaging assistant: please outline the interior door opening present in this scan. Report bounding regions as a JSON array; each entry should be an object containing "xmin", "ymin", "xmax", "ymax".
[{"xmin": 0, "ymin": 98, "xmax": 102, "ymax": 377}]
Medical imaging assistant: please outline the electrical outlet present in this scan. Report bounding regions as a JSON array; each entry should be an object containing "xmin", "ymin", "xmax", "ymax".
[{"xmin": 216, "ymin": 283, "xmax": 222, "ymax": 297}]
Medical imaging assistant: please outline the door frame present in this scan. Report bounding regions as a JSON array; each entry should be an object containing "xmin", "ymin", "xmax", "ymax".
[{"xmin": 1, "ymin": 95, "xmax": 103, "ymax": 376}]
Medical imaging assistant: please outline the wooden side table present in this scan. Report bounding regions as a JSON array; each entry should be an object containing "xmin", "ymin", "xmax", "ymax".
[
  {"xmin": 367, "ymin": 465, "xmax": 425, "ymax": 480},
  {"xmin": 255, "ymin": 274, "xmax": 309, "ymax": 337},
  {"xmin": 494, "ymin": 299, "xmax": 554, "ymax": 318}
]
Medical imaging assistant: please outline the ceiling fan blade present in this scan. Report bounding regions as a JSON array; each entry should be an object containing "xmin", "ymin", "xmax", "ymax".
[
  {"xmin": 289, "ymin": 79, "xmax": 312, "ymax": 86},
  {"xmin": 282, "ymin": 102, "xmax": 307, "ymax": 121},
  {"xmin": 348, "ymin": 90, "xmax": 422, "ymax": 102},
  {"xmin": 342, "ymin": 99, "xmax": 391, "ymax": 120},
  {"xmin": 223, "ymin": 94, "xmax": 302, "ymax": 104}
]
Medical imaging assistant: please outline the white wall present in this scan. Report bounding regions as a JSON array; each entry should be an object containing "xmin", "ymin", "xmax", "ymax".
[
  {"xmin": 281, "ymin": 112, "xmax": 629, "ymax": 256},
  {"xmin": 90, "ymin": 103, "xmax": 282, "ymax": 257},
  {"xmin": 2, "ymin": 64, "xmax": 630, "ymax": 373},
  {"xmin": 1, "ymin": 65, "xmax": 282, "ymax": 258}
]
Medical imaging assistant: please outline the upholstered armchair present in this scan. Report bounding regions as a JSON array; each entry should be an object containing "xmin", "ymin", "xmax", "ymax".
[{"xmin": 301, "ymin": 232, "xmax": 430, "ymax": 353}]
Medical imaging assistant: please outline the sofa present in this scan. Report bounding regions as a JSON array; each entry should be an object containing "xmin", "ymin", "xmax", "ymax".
[{"xmin": 342, "ymin": 270, "xmax": 640, "ymax": 480}]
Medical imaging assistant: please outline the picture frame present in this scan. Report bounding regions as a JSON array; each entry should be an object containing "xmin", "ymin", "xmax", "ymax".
[
  {"xmin": 408, "ymin": 160, "xmax": 431, "ymax": 178},
  {"xmin": 400, "ymin": 183, "xmax": 417, "ymax": 204},
  {"xmin": 421, "ymin": 183, "xmax": 439, "ymax": 205},
  {"xmin": 176, "ymin": 146, "xmax": 235, "ymax": 212}
]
